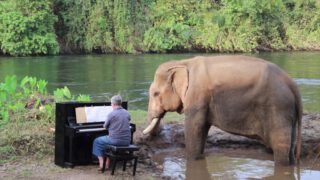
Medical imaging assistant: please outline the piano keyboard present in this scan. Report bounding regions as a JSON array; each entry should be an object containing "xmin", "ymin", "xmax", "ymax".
[{"xmin": 78, "ymin": 127, "xmax": 106, "ymax": 132}]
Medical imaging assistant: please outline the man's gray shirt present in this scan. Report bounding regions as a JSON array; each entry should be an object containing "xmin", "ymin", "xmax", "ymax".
[{"xmin": 103, "ymin": 107, "xmax": 131, "ymax": 144}]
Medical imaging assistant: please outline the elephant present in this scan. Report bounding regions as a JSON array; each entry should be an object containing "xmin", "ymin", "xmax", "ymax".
[{"xmin": 143, "ymin": 55, "xmax": 302, "ymax": 166}]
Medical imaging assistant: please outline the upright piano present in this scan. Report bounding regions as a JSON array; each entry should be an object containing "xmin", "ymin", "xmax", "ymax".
[{"xmin": 54, "ymin": 101, "xmax": 136, "ymax": 167}]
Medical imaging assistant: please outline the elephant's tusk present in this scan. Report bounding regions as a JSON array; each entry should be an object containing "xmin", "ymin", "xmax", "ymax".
[{"xmin": 143, "ymin": 118, "xmax": 159, "ymax": 135}]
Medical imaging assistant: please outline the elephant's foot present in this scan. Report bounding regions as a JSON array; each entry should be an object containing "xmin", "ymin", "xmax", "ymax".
[
  {"xmin": 274, "ymin": 153, "xmax": 291, "ymax": 166},
  {"xmin": 186, "ymin": 152, "xmax": 205, "ymax": 160},
  {"xmin": 272, "ymin": 138, "xmax": 293, "ymax": 166}
]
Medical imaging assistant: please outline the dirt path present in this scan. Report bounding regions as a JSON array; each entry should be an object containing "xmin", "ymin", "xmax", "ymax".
[
  {"xmin": 1, "ymin": 113, "xmax": 320, "ymax": 179},
  {"xmin": 0, "ymin": 156, "xmax": 161, "ymax": 180}
]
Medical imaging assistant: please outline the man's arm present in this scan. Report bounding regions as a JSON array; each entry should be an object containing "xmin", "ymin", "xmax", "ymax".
[{"xmin": 103, "ymin": 114, "xmax": 112, "ymax": 129}]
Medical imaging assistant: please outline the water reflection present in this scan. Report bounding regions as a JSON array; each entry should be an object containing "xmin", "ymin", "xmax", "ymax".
[
  {"xmin": 161, "ymin": 156, "xmax": 320, "ymax": 180},
  {"xmin": 162, "ymin": 157, "xmax": 186, "ymax": 180},
  {"xmin": 267, "ymin": 166, "xmax": 296, "ymax": 180},
  {"xmin": 186, "ymin": 159, "xmax": 211, "ymax": 180}
]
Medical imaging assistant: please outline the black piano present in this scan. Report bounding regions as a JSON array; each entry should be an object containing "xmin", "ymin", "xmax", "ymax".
[{"xmin": 54, "ymin": 101, "xmax": 136, "ymax": 167}]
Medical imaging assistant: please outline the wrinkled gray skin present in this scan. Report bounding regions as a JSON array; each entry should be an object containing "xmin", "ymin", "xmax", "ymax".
[{"xmin": 143, "ymin": 55, "xmax": 302, "ymax": 166}]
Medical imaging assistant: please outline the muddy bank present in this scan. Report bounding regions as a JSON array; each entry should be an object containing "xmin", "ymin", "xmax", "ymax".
[{"xmin": 134, "ymin": 113, "xmax": 320, "ymax": 164}]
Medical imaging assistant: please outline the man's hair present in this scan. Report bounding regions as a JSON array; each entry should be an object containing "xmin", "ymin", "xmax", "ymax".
[{"xmin": 111, "ymin": 95, "xmax": 122, "ymax": 106}]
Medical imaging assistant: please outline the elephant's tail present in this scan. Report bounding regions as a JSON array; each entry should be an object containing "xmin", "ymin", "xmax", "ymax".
[{"xmin": 293, "ymin": 83, "xmax": 302, "ymax": 165}]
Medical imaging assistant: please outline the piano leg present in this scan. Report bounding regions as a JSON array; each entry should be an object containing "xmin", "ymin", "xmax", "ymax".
[{"xmin": 69, "ymin": 135, "xmax": 75, "ymax": 167}]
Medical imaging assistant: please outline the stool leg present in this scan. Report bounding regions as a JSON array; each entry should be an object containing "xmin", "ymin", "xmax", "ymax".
[
  {"xmin": 102, "ymin": 157, "xmax": 106, "ymax": 173},
  {"xmin": 123, "ymin": 160, "xmax": 127, "ymax": 171},
  {"xmin": 111, "ymin": 159, "xmax": 117, "ymax": 175},
  {"xmin": 133, "ymin": 157, "xmax": 138, "ymax": 176}
]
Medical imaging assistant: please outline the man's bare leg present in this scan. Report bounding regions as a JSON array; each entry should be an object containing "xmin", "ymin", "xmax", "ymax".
[
  {"xmin": 98, "ymin": 156, "xmax": 110, "ymax": 170},
  {"xmin": 106, "ymin": 158, "xmax": 110, "ymax": 168},
  {"xmin": 98, "ymin": 156, "xmax": 104, "ymax": 169}
]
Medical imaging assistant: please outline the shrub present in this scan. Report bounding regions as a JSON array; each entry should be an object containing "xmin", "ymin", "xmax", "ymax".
[
  {"xmin": 0, "ymin": 75, "xmax": 90, "ymax": 125},
  {"xmin": 0, "ymin": 0, "xmax": 59, "ymax": 56}
]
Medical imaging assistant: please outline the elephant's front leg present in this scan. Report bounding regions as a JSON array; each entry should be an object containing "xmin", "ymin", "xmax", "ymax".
[{"xmin": 184, "ymin": 109, "xmax": 210, "ymax": 160}]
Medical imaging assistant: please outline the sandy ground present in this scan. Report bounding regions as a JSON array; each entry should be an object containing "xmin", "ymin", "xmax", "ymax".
[
  {"xmin": 1, "ymin": 113, "xmax": 320, "ymax": 179},
  {"xmin": 0, "ymin": 156, "xmax": 161, "ymax": 180}
]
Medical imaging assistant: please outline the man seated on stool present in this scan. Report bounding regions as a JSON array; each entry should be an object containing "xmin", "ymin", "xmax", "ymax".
[{"xmin": 92, "ymin": 95, "xmax": 131, "ymax": 172}]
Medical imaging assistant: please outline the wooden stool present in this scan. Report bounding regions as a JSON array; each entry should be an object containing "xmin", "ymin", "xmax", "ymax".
[{"xmin": 102, "ymin": 144, "xmax": 139, "ymax": 176}]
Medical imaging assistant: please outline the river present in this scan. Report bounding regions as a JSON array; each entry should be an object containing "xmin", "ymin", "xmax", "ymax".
[{"xmin": 0, "ymin": 52, "xmax": 319, "ymax": 112}]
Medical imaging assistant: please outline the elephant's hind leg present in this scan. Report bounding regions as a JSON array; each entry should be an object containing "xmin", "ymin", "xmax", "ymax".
[{"xmin": 270, "ymin": 128, "xmax": 293, "ymax": 166}]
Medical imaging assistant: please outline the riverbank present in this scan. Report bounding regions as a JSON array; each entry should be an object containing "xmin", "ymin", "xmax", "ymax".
[{"xmin": 1, "ymin": 113, "xmax": 319, "ymax": 179}]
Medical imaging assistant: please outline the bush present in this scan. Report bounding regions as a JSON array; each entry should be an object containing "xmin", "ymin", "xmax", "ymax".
[
  {"xmin": 0, "ymin": 0, "xmax": 59, "ymax": 56},
  {"xmin": 0, "ymin": 75, "xmax": 90, "ymax": 125},
  {"xmin": 285, "ymin": 0, "xmax": 320, "ymax": 49}
]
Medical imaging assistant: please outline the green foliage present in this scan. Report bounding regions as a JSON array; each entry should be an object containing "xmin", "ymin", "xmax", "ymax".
[
  {"xmin": 0, "ymin": 0, "xmax": 319, "ymax": 54},
  {"xmin": 0, "ymin": 76, "xmax": 21, "ymax": 123},
  {"xmin": 113, "ymin": 0, "xmax": 134, "ymax": 52},
  {"xmin": 143, "ymin": 0, "xmax": 285, "ymax": 52},
  {"xmin": 284, "ymin": 0, "xmax": 320, "ymax": 49},
  {"xmin": 76, "ymin": 94, "xmax": 91, "ymax": 102},
  {"xmin": 143, "ymin": 0, "xmax": 320, "ymax": 52},
  {"xmin": 211, "ymin": 0, "xmax": 287, "ymax": 51},
  {"xmin": 53, "ymin": 86, "xmax": 91, "ymax": 102},
  {"xmin": 143, "ymin": 0, "xmax": 199, "ymax": 52},
  {"xmin": 0, "ymin": 76, "xmax": 91, "ymax": 126},
  {"xmin": 53, "ymin": 86, "xmax": 71, "ymax": 102},
  {"xmin": 21, "ymin": 76, "xmax": 48, "ymax": 96},
  {"xmin": 0, "ymin": 75, "xmax": 49, "ymax": 123},
  {"xmin": 0, "ymin": 0, "xmax": 59, "ymax": 56},
  {"xmin": 84, "ymin": 1, "xmax": 114, "ymax": 53},
  {"xmin": 54, "ymin": 0, "xmax": 91, "ymax": 52},
  {"xmin": 56, "ymin": 0, "xmax": 152, "ymax": 53}
]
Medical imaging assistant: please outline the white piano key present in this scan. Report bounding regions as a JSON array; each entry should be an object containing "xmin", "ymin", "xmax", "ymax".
[{"xmin": 78, "ymin": 127, "xmax": 106, "ymax": 132}]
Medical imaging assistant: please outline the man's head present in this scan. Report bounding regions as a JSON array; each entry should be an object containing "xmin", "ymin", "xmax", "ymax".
[{"xmin": 111, "ymin": 95, "xmax": 122, "ymax": 107}]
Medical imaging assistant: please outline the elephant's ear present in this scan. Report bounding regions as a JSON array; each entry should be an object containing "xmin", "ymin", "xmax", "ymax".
[{"xmin": 168, "ymin": 66, "xmax": 189, "ymax": 102}]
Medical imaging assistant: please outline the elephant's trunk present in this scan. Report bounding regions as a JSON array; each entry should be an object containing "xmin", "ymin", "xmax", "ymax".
[{"xmin": 143, "ymin": 118, "xmax": 160, "ymax": 135}]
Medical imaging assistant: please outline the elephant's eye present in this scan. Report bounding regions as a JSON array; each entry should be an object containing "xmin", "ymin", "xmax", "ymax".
[{"xmin": 153, "ymin": 92, "xmax": 160, "ymax": 97}]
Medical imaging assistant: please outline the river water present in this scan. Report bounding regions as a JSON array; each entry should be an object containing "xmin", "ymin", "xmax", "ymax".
[
  {"xmin": 0, "ymin": 52, "xmax": 319, "ymax": 112},
  {"xmin": 153, "ymin": 147, "xmax": 320, "ymax": 180}
]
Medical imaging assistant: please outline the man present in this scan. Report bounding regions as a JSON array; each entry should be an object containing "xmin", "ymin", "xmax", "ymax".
[{"xmin": 92, "ymin": 95, "xmax": 131, "ymax": 171}]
